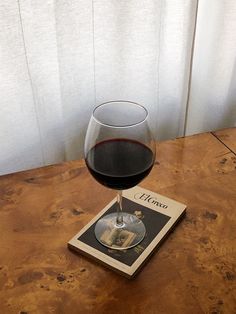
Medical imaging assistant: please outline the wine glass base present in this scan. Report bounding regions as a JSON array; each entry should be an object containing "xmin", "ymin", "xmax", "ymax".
[{"xmin": 94, "ymin": 212, "xmax": 146, "ymax": 250}]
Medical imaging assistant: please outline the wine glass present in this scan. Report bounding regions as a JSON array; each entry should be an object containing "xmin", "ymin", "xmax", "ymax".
[{"xmin": 84, "ymin": 101, "xmax": 156, "ymax": 250}]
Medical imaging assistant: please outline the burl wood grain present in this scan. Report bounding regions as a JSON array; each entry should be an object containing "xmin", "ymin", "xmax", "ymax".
[
  {"xmin": 213, "ymin": 127, "xmax": 236, "ymax": 154},
  {"xmin": 0, "ymin": 131, "xmax": 236, "ymax": 314}
]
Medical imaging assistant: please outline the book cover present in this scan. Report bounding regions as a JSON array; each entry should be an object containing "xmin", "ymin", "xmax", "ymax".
[{"xmin": 68, "ymin": 186, "xmax": 186, "ymax": 278}]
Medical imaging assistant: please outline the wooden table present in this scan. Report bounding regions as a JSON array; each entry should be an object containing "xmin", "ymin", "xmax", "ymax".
[{"xmin": 0, "ymin": 128, "xmax": 236, "ymax": 314}]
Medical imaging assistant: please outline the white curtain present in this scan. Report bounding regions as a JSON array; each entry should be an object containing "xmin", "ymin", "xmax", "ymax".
[{"xmin": 0, "ymin": 0, "xmax": 236, "ymax": 175}]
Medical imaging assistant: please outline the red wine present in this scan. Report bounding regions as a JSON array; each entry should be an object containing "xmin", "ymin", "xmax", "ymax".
[{"xmin": 85, "ymin": 139, "xmax": 154, "ymax": 190}]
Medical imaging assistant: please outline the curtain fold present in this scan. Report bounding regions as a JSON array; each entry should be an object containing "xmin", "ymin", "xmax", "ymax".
[
  {"xmin": 185, "ymin": 0, "xmax": 236, "ymax": 135},
  {"xmin": 0, "ymin": 0, "xmax": 235, "ymax": 175}
]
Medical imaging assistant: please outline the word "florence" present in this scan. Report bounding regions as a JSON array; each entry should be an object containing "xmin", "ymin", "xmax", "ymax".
[{"xmin": 134, "ymin": 193, "xmax": 168, "ymax": 209}]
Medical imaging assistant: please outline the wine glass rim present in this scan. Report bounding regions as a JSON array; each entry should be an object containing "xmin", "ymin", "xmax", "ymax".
[{"xmin": 92, "ymin": 100, "xmax": 149, "ymax": 128}]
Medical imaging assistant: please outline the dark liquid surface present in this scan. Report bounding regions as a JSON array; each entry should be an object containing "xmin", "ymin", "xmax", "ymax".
[{"xmin": 85, "ymin": 139, "xmax": 154, "ymax": 190}]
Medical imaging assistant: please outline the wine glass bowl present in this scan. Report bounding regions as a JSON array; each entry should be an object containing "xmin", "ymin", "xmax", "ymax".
[{"xmin": 84, "ymin": 101, "xmax": 156, "ymax": 250}]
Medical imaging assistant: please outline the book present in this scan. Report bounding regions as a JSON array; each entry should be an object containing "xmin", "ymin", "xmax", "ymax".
[{"xmin": 68, "ymin": 186, "xmax": 186, "ymax": 278}]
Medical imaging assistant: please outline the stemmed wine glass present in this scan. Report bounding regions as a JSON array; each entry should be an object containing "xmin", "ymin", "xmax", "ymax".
[{"xmin": 84, "ymin": 101, "xmax": 156, "ymax": 250}]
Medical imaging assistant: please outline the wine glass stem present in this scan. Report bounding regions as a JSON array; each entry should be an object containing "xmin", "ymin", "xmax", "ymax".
[{"xmin": 116, "ymin": 190, "xmax": 124, "ymax": 227}]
